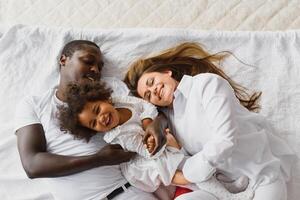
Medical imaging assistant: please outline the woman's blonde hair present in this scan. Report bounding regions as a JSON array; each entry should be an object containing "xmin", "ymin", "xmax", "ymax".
[{"xmin": 124, "ymin": 42, "xmax": 261, "ymax": 112}]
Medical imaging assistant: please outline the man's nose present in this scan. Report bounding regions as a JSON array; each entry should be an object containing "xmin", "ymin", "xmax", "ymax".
[
  {"xmin": 90, "ymin": 65, "xmax": 101, "ymax": 79},
  {"xmin": 90, "ymin": 65, "xmax": 100, "ymax": 74}
]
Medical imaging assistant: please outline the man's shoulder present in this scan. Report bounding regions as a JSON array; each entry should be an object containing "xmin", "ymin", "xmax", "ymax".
[{"xmin": 20, "ymin": 88, "xmax": 56, "ymax": 107}]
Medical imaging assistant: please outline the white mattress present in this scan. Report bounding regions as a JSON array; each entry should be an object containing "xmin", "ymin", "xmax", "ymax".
[{"xmin": 1, "ymin": 0, "xmax": 300, "ymax": 30}]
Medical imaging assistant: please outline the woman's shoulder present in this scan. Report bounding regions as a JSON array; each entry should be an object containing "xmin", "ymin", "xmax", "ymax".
[
  {"xmin": 187, "ymin": 73, "xmax": 234, "ymax": 97},
  {"xmin": 192, "ymin": 73, "xmax": 225, "ymax": 83}
]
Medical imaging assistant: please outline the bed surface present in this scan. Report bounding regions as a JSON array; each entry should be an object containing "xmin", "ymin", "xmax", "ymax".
[{"xmin": 0, "ymin": 1, "xmax": 300, "ymax": 200}]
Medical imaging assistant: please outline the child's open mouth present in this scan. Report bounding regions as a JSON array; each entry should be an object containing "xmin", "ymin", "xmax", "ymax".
[{"xmin": 105, "ymin": 114, "xmax": 111, "ymax": 126}]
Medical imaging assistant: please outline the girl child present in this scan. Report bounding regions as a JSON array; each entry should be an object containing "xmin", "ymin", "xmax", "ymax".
[
  {"xmin": 58, "ymin": 80, "xmax": 254, "ymax": 200},
  {"xmin": 124, "ymin": 42, "xmax": 297, "ymax": 200}
]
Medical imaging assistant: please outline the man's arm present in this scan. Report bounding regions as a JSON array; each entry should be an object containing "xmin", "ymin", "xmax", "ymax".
[
  {"xmin": 16, "ymin": 124, "xmax": 135, "ymax": 178},
  {"xmin": 143, "ymin": 113, "xmax": 168, "ymax": 155}
]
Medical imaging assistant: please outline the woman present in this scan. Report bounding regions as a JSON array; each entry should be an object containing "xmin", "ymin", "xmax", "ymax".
[{"xmin": 124, "ymin": 42, "xmax": 296, "ymax": 200}]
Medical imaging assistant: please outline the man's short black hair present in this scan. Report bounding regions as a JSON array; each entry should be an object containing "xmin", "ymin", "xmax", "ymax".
[{"xmin": 61, "ymin": 40, "xmax": 100, "ymax": 57}]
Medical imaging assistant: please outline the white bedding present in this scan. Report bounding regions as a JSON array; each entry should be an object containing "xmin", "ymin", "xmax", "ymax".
[{"xmin": 0, "ymin": 25, "xmax": 299, "ymax": 200}]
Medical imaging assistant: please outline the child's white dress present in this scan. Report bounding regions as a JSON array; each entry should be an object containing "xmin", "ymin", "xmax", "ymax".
[{"xmin": 103, "ymin": 95, "xmax": 184, "ymax": 192}]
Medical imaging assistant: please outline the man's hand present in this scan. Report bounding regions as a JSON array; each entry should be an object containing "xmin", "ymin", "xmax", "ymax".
[
  {"xmin": 97, "ymin": 144, "xmax": 136, "ymax": 165},
  {"xmin": 16, "ymin": 124, "xmax": 136, "ymax": 178},
  {"xmin": 143, "ymin": 113, "xmax": 168, "ymax": 155}
]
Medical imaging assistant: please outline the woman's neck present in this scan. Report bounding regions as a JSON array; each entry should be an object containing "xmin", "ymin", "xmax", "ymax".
[{"xmin": 116, "ymin": 108, "xmax": 132, "ymax": 125}]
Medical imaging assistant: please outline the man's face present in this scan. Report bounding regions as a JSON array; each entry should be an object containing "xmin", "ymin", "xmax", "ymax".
[{"xmin": 60, "ymin": 45, "xmax": 103, "ymax": 84}]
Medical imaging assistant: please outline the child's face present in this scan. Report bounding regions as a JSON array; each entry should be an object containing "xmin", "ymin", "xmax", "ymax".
[{"xmin": 78, "ymin": 100, "xmax": 119, "ymax": 132}]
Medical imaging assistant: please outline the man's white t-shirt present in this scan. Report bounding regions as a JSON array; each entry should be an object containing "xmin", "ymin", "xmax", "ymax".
[{"xmin": 14, "ymin": 78, "xmax": 130, "ymax": 200}]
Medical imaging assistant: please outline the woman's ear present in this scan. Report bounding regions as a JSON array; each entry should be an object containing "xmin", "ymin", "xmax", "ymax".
[{"xmin": 165, "ymin": 70, "xmax": 172, "ymax": 77}]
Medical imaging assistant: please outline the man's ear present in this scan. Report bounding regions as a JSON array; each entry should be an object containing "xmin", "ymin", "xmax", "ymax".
[{"xmin": 59, "ymin": 55, "xmax": 67, "ymax": 67}]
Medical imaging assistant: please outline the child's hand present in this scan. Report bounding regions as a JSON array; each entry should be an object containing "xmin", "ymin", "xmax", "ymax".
[
  {"xmin": 145, "ymin": 135, "xmax": 156, "ymax": 153},
  {"xmin": 165, "ymin": 128, "xmax": 181, "ymax": 149}
]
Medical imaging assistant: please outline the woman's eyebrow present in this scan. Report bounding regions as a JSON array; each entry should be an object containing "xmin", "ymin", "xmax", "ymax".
[{"xmin": 146, "ymin": 78, "xmax": 151, "ymax": 86}]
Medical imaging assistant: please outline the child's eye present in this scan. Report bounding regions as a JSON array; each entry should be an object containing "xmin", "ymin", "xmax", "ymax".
[{"xmin": 96, "ymin": 106, "xmax": 100, "ymax": 114}]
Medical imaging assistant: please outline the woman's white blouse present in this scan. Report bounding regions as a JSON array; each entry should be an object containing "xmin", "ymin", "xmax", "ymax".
[
  {"xmin": 163, "ymin": 73, "xmax": 296, "ymax": 188},
  {"xmin": 103, "ymin": 95, "xmax": 184, "ymax": 192}
]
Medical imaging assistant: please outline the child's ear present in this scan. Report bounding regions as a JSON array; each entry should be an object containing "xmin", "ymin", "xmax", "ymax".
[{"xmin": 108, "ymin": 97, "xmax": 113, "ymax": 105}]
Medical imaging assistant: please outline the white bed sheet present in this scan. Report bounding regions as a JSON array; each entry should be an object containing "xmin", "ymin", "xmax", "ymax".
[{"xmin": 0, "ymin": 25, "xmax": 299, "ymax": 200}]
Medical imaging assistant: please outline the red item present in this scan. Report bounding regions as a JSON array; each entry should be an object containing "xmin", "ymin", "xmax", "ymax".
[{"xmin": 173, "ymin": 186, "xmax": 193, "ymax": 199}]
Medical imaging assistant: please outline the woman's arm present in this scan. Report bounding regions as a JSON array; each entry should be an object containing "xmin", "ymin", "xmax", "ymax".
[
  {"xmin": 172, "ymin": 170, "xmax": 191, "ymax": 185},
  {"xmin": 182, "ymin": 74, "xmax": 238, "ymax": 183},
  {"xmin": 16, "ymin": 124, "xmax": 135, "ymax": 178}
]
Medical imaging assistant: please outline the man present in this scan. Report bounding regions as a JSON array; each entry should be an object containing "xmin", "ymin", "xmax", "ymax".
[{"xmin": 15, "ymin": 40, "xmax": 165, "ymax": 200}]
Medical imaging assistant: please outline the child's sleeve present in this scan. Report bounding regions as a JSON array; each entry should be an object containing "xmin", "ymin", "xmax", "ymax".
[
  {"xmin": 115, "ymin": 130, "xmax": 153, "ymax": 159},
  {"xmin": 139, "ymin": 99, "xmax": 158, "ymax": 121},
  {"xmin": 123, "ymin": 95, "xmax": 158, "ymax": 120}
]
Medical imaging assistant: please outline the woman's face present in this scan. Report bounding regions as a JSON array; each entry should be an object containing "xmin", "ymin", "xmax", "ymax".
[
  {"xmin": 78, "ymin": 100, "xmax": 119, "ymax": 132},
  {"xmin": 137, "ymin": 71, "xmax": 178, "ymax": 106}
]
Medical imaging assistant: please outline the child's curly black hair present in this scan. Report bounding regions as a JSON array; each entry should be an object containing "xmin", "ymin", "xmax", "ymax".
[{"xmin": 58, "ymin": 80, "xmax": 112, "ymax": 142}]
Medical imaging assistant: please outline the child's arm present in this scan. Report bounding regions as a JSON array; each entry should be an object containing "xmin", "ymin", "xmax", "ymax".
[
  {"xmin": 142, "ymin": 118, "xmax": 153, "ymax": 130},
  {"xmin": 145, "ymin": 128, "xmax": 181, "ymax": 153},
  {"xmin": 172, "ymin": 170, "xmax": 191, "ymax": 185}
]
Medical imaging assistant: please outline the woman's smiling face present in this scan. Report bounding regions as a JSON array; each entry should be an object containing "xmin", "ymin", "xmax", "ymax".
[
  {"xmin": 78, "ymin": 100, "xmax": 119, "ymax": 132},
  {"xmin": 137, "ymin": 71, "xmax": 178, "ymax": 107}
]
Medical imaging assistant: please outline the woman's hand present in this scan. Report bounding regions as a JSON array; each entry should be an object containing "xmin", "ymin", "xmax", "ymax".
[
  {"xmin": 172, "ymin": 170, "xmax": 191, "ymax": 185},
  {"xmin": 165, "ymin": 128, "xmax": 181, "ymax": 149},
  {"xmin": 143, "ymin": 113, "xmax": 168, "ymax": 155}
]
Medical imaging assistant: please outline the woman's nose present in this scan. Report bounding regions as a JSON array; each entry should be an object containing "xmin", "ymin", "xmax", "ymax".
[{"xmin": 150, "ymin": 86, "xmax": 157, "ymax": 95}]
